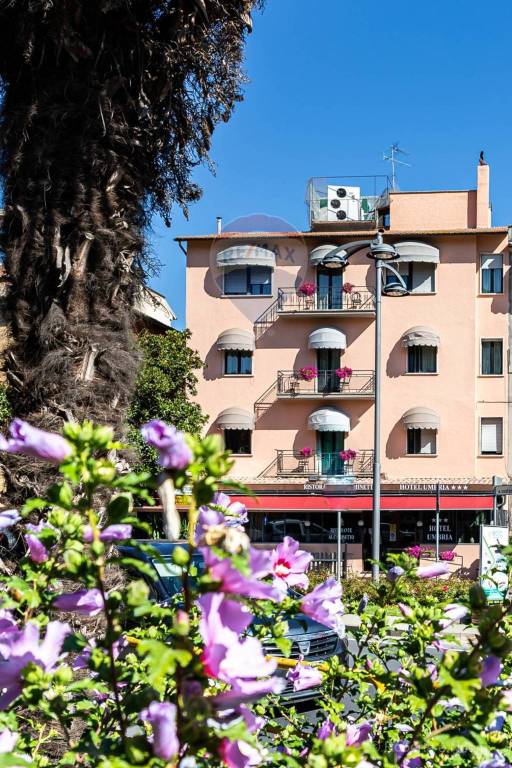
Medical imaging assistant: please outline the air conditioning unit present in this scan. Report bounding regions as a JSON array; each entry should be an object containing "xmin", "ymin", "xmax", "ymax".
[{"xmin": 326, "ymin": 185, "xmax": 361, "ymax": 222}]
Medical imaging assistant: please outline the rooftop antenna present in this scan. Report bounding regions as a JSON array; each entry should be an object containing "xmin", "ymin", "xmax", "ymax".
[{"xmin": 383, "ymin": 143, "xmax": 411, "ymax": 190}]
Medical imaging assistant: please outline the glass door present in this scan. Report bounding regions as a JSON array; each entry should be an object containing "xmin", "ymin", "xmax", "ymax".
[
  {"xmin": 317, "ymin": 349, "xmax": 341, "ymax": 393},
  {"xmin": 317, "ymin": 268, "xmax": 343, "ymax": 310},
  {"xmin": 318, "ymin": 431, "xmax": 344, "ymax": 475}
]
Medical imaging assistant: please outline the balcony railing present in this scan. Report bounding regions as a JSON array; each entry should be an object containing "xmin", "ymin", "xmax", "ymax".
[
  {"xmin": 277, "ymin": 287, "xmax": 375, "ymax": 315},
  {"xmin": 306, "ymin": 175, "xmax": 390, "ymax": 229},
  {"xmin": 274, "ymin": 450, "xmax": 374, "ymax": 478},
  {"xmin": 277, "ymin": 370, "xmax": 375, "ymax": 399}
]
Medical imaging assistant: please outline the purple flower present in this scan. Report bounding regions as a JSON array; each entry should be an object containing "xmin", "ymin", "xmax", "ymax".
[
  {"xmin": 387, "ymin": 566, "xmax": 405, "ymax": 582},
  {"xmin": 83, "ymin": 524, "xmax": 132, "ymax": 543},
  {"xmin": 346, "ymin": 721, "xmax": 372, "ymax": 746},
  {"xmin": 398, "ymin": 602, "xmax": 413, "ymax": 618},
  {"xmin": 0, "ymin": 510, "xmax": 20, "ymax": 530},
  {"xmin": 203, "ymin": 492, "xmax": 248, "ymax": 526},
  {"xmin": 140, "ymin": 701, "xmax": 179, "ymax": 761},
  {"xmin": 220, "ymin": 739, "xmax": 261, "ymax": 768},
  {"xmin": 210, "ymin": 677, "xmax": 286, "ymax": 708},
  {"xmin": 317, "ymin": 719, "xmax": 336, "ymax": 740},
  {"xmin": 53, "ymin": 588, "xmax": 105, "ymax": 616},
  {"xmin": 271, "ymin": 536, "xmax": 313, "ymax": 593},
  {"xmin": 286, "ymin": 660, "xmax": 323, "ymax": 692},
  {"xmin": 141, "ymin": 420, "xmax": 192, "ymax": 471},
  {"xmin": 202, "ymin": 547, "xmax": 282, "ymax": 602},
  {"xmin": 416, "ymin": 562, "xmax": 450, "ymax": 579},
  {"xmin": 0, "ymin": 610, "xmax": 17, "ymax": 641},
  {"xmin": 439, "ymin": 603, "xmax": 469, "ymax": 628},
  {"xmin": 300, "ymin": 577, "xmax": 344, "ymax": 631},
  {"xmin": 25, "ymin": 534, "xmax": 48, "ymax": 563},
  {"xmin": 488, "ymin": 713, "xmax": 506, "ymax": 732},
  {"xmin": 198, "ymin": 593, "xmax": 281, "ymax": 702},
  {"xmin": 480, "ymin": 754, "xmax": 511, "ymax": 768},
  {"xmin": 393, "ymin": 741, "xmax": 422, "ymax": 768},
  {"xmin": 0, "ymin": 621, "xmax": 70, "ymax": 707},
  {"xmin": 481, "ymin": 655, "xmax": 502, "ymax": 687},
  {"xmin": 1, "ymin": 419, "xmax": 71, "ymax": 462},
  {"xmin": 0, "ymin": 729, "xmax": 18, "ymax": 752}
]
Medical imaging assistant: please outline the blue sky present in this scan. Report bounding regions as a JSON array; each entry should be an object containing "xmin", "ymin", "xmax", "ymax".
[{"xmin": 150, "ymin": 0, "xmax": 512, "ymax": 328}]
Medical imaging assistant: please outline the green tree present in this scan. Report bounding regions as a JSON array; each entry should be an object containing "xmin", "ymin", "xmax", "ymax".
[{"xmin": 128, "ymin": 329, "xmax": 207, "ymax": 473}]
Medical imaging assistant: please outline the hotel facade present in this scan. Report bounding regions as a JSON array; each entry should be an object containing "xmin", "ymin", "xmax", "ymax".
[{"xmin": 180, "ymin": 161, "xmax": 510, "ymax": 575}]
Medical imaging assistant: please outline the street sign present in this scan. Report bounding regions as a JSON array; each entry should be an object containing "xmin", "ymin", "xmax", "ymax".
[{"xmin": 480, "ymin": 525, "xmax": 509, "ymax": 601}]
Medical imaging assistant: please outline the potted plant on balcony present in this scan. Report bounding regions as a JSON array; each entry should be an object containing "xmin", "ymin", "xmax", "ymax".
[
  {"xmin": 335, "ymin": 365, "xmax": 353, "ymax": 390},
  {"xmin": 343, "ymin": 282, "xmax": 354, "ymax": 294},
  {"xmin": 298, "ymin": 365, "xmax": 318, "ymax": 382},
  {"xmin": 297, "ymin": 281, "xmax": 317, "ymax": 309},
  {"xmin": 339, "ymin": 448, "xmax": 357, "ymax": 473}
]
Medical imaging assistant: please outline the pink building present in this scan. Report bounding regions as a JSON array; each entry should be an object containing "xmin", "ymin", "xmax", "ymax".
[{"xmin": 180, "ymin": 160, "xmax": 510, "ymax": 576}]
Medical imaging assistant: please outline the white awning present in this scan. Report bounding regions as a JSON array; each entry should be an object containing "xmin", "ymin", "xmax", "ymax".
[
  {"xmin": 401, "ymin": 326, "xmax": 440, "ymax": 348},
  {"xmin": 394, "ymin": 241, "xmax": 440, "ymax": 263},
  {"xmin": 402, "ymin": 407, "xmax": 440, "ymax": 430},
  {"xmin": 216, "ymin": 245, "xmax": 276, "ymax": 269},
  {"xmin": 308, "ymin": 327, "xmax": 347, "ymax": 350},
  {"xmin": 217, "ymin": 407, "xmax": 255, "ymax": 431},
  {"xmin": 216, "ymin": 328, "xmax": 255, "ymax": 351},
  {"xmin": 309, "ymin": 244, "xmax": 339, "ymax": 266},
  {"xmin": 308, "ymin": 407, "xmax": 351, "ymax": 432}
]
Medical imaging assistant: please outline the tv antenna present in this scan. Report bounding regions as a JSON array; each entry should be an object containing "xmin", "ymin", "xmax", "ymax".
[{"xmin": 383, "ymin": 143, "xmax": 411, "ymax": 190}]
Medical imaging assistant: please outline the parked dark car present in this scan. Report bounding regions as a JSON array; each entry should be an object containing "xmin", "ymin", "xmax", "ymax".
[{"xmin": 119, "ymin": 540, "xmax": 345, "ymax": 703}]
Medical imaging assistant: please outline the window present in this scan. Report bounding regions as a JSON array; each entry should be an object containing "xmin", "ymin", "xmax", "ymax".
[
  {"xmin": 407, "ymin": 428, "xmax": 437, "ymax": 455},
  {"xmin": 481, "ymin": 340, "xmax": 503, "ymax": 375},
  {"xmin": 224, "ymin": 429, "xmax": 252, "ymax": 454},
  {"xmin": 223, "ymin": 266, "xmax": 272, "ymax": 296},
  {"xmin": 481, "ymin": 254, "xmax": 503, "ymax": 294},
  {"xmin": 386, "ymin": 262, "xmax": 435, "ymax": 294},
  {"xmin": 480, "ymin": 418, "xmax": 503, "ymax": 455},
  {"xmin": 224, "ymin": 351, "xmax": 252, "ymax": 375},
  {"xmin": 407, "ymin": 346, "xmax": 437, "ymax": 373}
]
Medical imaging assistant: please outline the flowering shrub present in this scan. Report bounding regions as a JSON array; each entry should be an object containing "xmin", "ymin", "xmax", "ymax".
[
  {"xmin": 440, "ymin": 550, "xmax": 456, "ymax": 561},
  {"xmin": 339, "ymin": 448, "xmax": 357, "ymax": 461},
  {"xmin": 299, "ymin": 446, "xmax": 312, "ymax": 458},
  {"xmin": 336, "ymin": 366, "xmax": 353, "ymax": 379},
  {"xmin": 343, "ymin": 282, "xmax": 354, "ymax": 293},
  {"xmin": 406, "ymin": 544, "xmax": 434, "ymax": 561},
  {"xmin": 297, "ymin": 282, "xmax": 317, "ymax": 297},
  {"xmin": 0, "ymin": 419, "xmax": 511, "ymax": 767},
  {"xmin": 298, "ymin": 365, "xmax": 318, "ymax": 381}
]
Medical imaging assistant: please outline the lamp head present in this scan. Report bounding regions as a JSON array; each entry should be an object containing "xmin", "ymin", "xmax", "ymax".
[
  {"xmin": 382, "ymin": 281, "xmax": 409, "ymax": 297},
  {"xmin": 367, "ymin": 230, "xmax": 398, "ymax": 261},
  {"xmin": 322, "ymin": 252, "xmax": 348, "ymax": 269}
]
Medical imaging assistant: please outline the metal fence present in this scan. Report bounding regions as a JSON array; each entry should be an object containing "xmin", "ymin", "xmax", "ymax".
[
  {"xmin": 274, "ymin": 449, "xmax": 374, "ymax": 478},
  {"xmin": 277, "ymin": 287, "xmax": 375, "ymax": 314},
  {"xmin": 277, "ymin": 369, "xmax": 375, "ymax": 398}
]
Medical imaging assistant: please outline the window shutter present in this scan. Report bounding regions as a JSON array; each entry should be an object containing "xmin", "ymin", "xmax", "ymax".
[
  {"xmin": 224, "ymin": 267, "xmax": 248, "ymax": 294},
  {"xmin": 411, "ymin": 263, "xmax": 435, "ymax": 293},
  {"xmin": 420, "ymin": 429, "xmax": 436, "ymax": 454},
  {"xmin": 481, "ymin": 254, "xmax": 503, "ymax": 271},
  {"xmin": 481, "ymin": 418, "xmax": 503, "ymax": 453}
]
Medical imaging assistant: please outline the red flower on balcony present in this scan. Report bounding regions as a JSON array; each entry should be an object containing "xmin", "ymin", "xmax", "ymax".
[
  {"xmin": 343, "ymin": 282, "xmax": 354, "ymax": 294},
  {"xmin": 339, "ymin": 448, "xmax": 357, "ymax": 461},
  {"xmin": 297, "ymin": 281, "xmax": 317, "ymax": 297},
  {"xmin": 439, "ymin": 550, "xmax": 455, "ymax": 562},
  {"xmin": 299, "ymin": 447, "xmax": 312, "ymax": 458},
  {"xmin": 298, "ymin": 366, "xmax": 318, "ymax": 382},
  {"xmin": 335, "ymin": 366, "xmax": 353, "ymax": 379}
]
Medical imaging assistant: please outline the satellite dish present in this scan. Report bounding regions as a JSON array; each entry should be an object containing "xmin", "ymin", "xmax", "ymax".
[{"xmin": 336, "ymin": 187, "xmax": 347, "ymax": 198}]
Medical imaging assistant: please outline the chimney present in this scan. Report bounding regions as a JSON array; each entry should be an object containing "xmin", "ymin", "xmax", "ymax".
[
  {"xmin": 216, "ymin": 216, "xmax": 222, "ymax": 235},
  {"xmin": 476, "ymin": 160, "xmax": 491, "ymax": 228}
]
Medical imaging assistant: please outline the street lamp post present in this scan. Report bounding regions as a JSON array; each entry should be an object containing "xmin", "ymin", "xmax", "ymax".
[{"xmin": 324, "ymin": 232, "xmax": 405, "ymax": 582}]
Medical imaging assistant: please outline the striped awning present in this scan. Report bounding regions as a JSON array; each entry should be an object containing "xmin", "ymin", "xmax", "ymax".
[
  {"xmin": 308, "ymin": 407, "xmax": 351, "ymax": 432},
  {"xmin": 308, "ymin": 327, "xmax": 347, "ymax": 350},
  {"xmin": 217, "ymin": 407, "xmax": 255, "ymax": 431},
  {"xmin": 401, "ymin": 326, "xmax": 440, "ymax": 348},
  {"xmin": 309, "ymin": 244, "xmax": 339, "ymax": 266},
  {"xmin": 402, "ymin": 407, "xmax": 440, "ymax": 430},
  {"xmin": 216, "ymin": 328, "xmax": 255, "ymax": 351},
  {"xmin": 394, "ymin": 241, "xmax": 440, "ymax": 263},
  {"xmin": 216, "ymin": 245, "xmax": 276, "ymax": 269}
]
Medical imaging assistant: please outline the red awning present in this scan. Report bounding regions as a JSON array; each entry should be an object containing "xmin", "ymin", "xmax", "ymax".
[{"xmin": 230, "ymin": 495, "xmax": 493, "ymax": 512}]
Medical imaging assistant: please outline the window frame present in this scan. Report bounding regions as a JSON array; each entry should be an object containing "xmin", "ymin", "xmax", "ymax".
[
  {"xmin": 223, "ymin": 428, "xmax": 252, "ymax": 455},
  {"xmin": 480, "ymin": 338, "xmax": 504, "ymax": 377},
  {"xmin": 479, "ymin": 417, "xmax": 503, "ymax": 456},
  {"xmin": 223, "ymin": 266, "xmax": 272, "ymax": 297},
  {"xmin": 406, "ymin": 428, "xmax": 437, "ymax": 456},
  {"xmin": 224, "ymin": 350, "xmax": 253, "ymax": 376},
  {"xmin": 480, "ymin": 254, "xmax": 504, "ymax": 295},
  {"xmin": 387, "ymin": 262, "xmax": 436, "ymax": 295},
  {"xmin": 406, "ymin": 345, "xmax": 438, "ymax": 374}
]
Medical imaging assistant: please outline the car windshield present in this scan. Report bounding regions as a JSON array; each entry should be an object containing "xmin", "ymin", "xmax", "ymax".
[{"xmin": 150, "ymin": 555, "xmax": 205, "ymax": 597}]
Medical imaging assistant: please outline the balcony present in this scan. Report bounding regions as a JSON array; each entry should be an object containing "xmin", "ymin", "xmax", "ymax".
[
  {"xmin": 277, "ymin": 287, "xmax": 375, "ymax": 317},
  {"xmin": 306, "ymin": 175, "xmax": 390, "ymax": 231},
  {"xmin": 273, "ymin": 450, "xmax": 374, "ymax": 478},
  {"xmin": 277, "ymin": 370, "xmax": 375, "ymax": 399}
]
